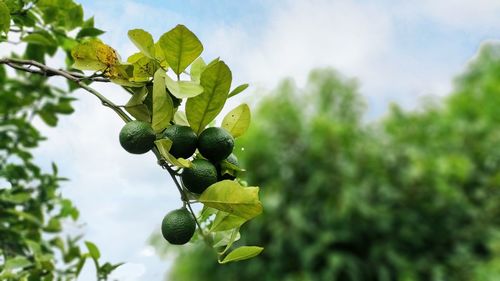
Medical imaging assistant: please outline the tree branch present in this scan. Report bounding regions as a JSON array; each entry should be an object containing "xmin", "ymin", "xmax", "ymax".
[
  {"xmin": 0, "ymin": 57, "xmax": 131, "ymax": 122},
  {"xmin": 0, "ymin": 58, "xmax": 110, "ymax": 82}
]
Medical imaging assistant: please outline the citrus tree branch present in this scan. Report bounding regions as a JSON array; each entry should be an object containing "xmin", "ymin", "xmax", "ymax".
[
  {"xmin": 0, "ymin": 57, "xmax": 131, "ymax": 123},
  {"xmin": 3, "ymin": 55, "xmax": 211, "ymax": 247},
  {"xmin": 0, "ymin": 58, "xmax": 110, "ymax": 82}
]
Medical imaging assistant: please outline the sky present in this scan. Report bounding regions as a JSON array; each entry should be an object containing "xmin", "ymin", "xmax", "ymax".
[{"xmin": 11, "ymin": 0, "xmax": 500, "ymax": 280}]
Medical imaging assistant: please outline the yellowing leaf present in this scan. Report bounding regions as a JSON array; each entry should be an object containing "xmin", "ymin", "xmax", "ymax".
[
  {"xmin": 131, "ymin": 56, "xmax": 157, "ymax": 82},
  {"xmin": 152, "ymin": 69, "xmax": 173, "ymax": 133},
  {"xmin": 222, "ymin": 103, "xmax": 251, "ymax": 138},
  {"xmin": 199, "ymin": 180, "xmax": 262, "ymax": 220},
  {"xmin": 71, "ymin": 39, "xmax": 118, "ymax": 71}
]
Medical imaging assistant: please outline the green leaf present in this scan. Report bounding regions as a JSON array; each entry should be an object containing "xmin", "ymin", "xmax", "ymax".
[
  {"xmin": 83, "ymin": 16, "xmax": 95, "ymax": 28},
  {"xmin": 222, "ymin": 103, "xmax": 251, "ymax": 138},
  {"xmin": 76, "ymin": 258, "xmax": 86, "ymax": 276},
  {"xmin": 71, "ymin": 39, "xmax": 118, "ymax": 71},
  {"xmin": 211, "ymin": 211, "xmax": 247, "ymax": 232},
  {"xmin": 127, "ymin": 52, "xmax": 144, "ymax": 64},
  {"xmin": 76, "ymin": 27, "xmax": 105, "ymax": 39},
  {"xmin": 6, "ymin": 210, "xmax": 42, "ymax": 225},
  {"xmin": 22, "ymin": 31, "xmax": 57, "ymax": 46},
  {"xmin": 154, "ymin": 43, "xmax": 169, "ymax": 68},
  {"xmin": 213, "ymin": 229, "xmax": 241, "ymax": 248},
  {"xmin": 152, "ymin": 69, "xmax": 174, "ymax": 133},
  {"xmin": 228, "ymin": 83, "xmax": 249, "ymax": 98},
  {"xmin": 0, "ymin": 1, "xmax": 10, "ymax": 34},
  {"xmin": 190, "ymin": 57, "xmax": 206, "ymax": 83},
  {"xmin": 0, "ymin": 192, "xmax": 31, "ymax": 203},
  {"xmin": 219, "ymin": 246, "xmax": 264, "ymax": 264},
  {"xmin": 85, "ymin": 241, "xmax": 101, "ymax": 260},
  {"xmin": 158, "ymin": 24, "xmax": 203, "ymax": 75},
  {"xmin": 220, "ymin": 159, "xmax": 245, "ymax": 173},
  {"xmin": 199, "ymin": 180, "xmax": 262, "ymax": 220},
  {"xmin": 165, "ymin": 75, "xmax": 204, "ymax": 99},
  {"xmin": 44, "ymin": 217, "xmax": 62, "ymax": 232},
  {"xmin": 174, "ymin": 110, "xmax": 189, "ymax": 126},
  {"xmin": 125, "ymin": 87, "xmax": 151, "ymax": 122},
  {"xmin": 36, "ymin": 0, "xmax": 83, "ymax": 30},
  {"xmin": 154, "ymin": 139, "xmax": 192, "ymax": 168},
  {"xmin": 128, "ymin": 29, "xmax": 155, "ymax": 58},
  {"xmin": 39, "ymin": 110, "xmax": 58, "ymax": 126},
  {"xmin": 4, "ymin": 256, "xmax": 32, "ymax": 271},
  {"xmin": 186, "ymin": 60, "xmax": 232, "ymax": 134},
  {"xmin": 199, "ymin": 206, "xmax": 217, "ymax": 222}
]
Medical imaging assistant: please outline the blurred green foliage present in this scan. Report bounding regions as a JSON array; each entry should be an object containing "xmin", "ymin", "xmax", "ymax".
[
  {"xmin": 170, "ymin": 44, "xmax": 500, "ymax": 281},
  {"xmin": 1, "ymin": 1, "xmax": 117, "ymax": 280}
]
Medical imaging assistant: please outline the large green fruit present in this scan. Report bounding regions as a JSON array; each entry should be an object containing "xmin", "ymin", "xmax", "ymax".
[
  {"xmin": 162, "ymin": 125, "xmax": 197, "ymax": 159},
  {"xmin": 198, "ymin": 127, "xmax": 234, "ymax": 162},
  {"xmin": 119, "ymin": 120, "xmax": 156, "ymax": 154},
  {"xmin": 181, "ymin": 159, "xmax": 217, "ymax": 194},
  {"xmin": 161, "ymin": 208, "xmax": 196, "ymax": 245}
]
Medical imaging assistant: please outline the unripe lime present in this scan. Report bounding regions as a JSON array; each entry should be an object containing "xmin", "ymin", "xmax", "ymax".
[
  {"xmin": 161, "ymin": 207, "xmax": 196, "ymax": 245},
  {"xmin": 162, "ymin": 125, "xmax": 197, "ymax": 159},
  {"xmin": 198, "ymin": 127, "xmax": 234, "ymax": 162},
  {"xmin": 119, "ymin": 121, "xmax": 156, "ymax": 154},
  {"xmin": 181, "ymin": 159, "xmax": 217, "ymax": 194}
]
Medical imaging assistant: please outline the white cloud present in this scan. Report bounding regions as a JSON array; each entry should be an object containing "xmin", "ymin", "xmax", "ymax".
[
  {"xmin": 201, "ymin": 0, "xmax": 500, "ymax": 116},
  {"xmin": 421, "ymin": 0, "xmax": 500, "ymax": 29},
  {"xmin": 204, "ymin": 0, "xmax": 393, "ymax": 89}
]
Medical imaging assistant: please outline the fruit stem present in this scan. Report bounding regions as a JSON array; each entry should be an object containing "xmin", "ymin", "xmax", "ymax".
[
  {"xmin": 161, "ymin": 160, "xmax": 212, "ymax": 246},
  {"xmin": 165, "ymin": 164, "xmax": 189, "ymax": 202}
]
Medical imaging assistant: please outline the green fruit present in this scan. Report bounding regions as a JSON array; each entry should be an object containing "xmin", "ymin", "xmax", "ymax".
[
  {"xmin": 198, "ymin": 127, "xmax": 234, "ymax": 162},
  {"xmin": 119, "ymin": 120, "xmax": 156, "ymax": 154},
  {"xmin": 162, "ymin": 125, "xmax": 197, "ymax": 159},
  {"xmin": 217, "ymin": 153, "xmax": 239, "ymax": 181},
  {"xmin": 161, "ymin": 208, "xmax": 196, "ymax": 245},
  {"xmin": 181, "ymin": 159, "xmax": 217, "ymax": 194}
]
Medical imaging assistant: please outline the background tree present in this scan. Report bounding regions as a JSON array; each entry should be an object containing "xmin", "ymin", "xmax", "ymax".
[
  {"xmin": 170, "ymin": 44, "xmax": 500, "ymax": 281},
  {"xmin": 1, "ymin": 1, "xmax": 124, "ymax": 280}
]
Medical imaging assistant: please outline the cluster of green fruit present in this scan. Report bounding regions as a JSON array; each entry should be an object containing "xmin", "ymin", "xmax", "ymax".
[{"xmin": 118, "ymin": 120, "xmax": 240, "ymax": 244}]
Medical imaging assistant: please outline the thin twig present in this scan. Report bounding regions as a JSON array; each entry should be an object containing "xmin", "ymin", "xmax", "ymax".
[
  {"xmin": 157, "ymin": 156, "xmax": 211, "ymax": 245},
  {"xmin": 0, "ymin": 57, "xmax": 129, "ymax": 122},
  {"xmin": 0, "ymin": 58, "xmax": 110, "ymax": 82}
]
